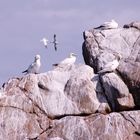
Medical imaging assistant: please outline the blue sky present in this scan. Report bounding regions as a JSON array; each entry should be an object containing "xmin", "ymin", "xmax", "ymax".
[{"xmin": 0, "ymin": 0, "xmax": 140, "ymax": 85}]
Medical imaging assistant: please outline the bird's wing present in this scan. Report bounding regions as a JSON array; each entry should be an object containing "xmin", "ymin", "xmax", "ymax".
[
  {"xmin": 22, "ymin": 62, "xmax": 34, "ymax": 73},
  {"xmin": 94, "ymin": 24, "xmax": 110, "ymax": 29},
  {"xmin": 98, "ymin": 62, "xmax": 114, "ymax": 74},
  {"xmin": 28, "ymin": 62, "xmax": 36, "ymax": 71},
  {"xmin": 54, "ymin": 44, "xmax": 57, "ymax": 51},
  {"xmin": 44, "ymin": 40, "xmax": 48, "ymax": 46},
  {"xmin": 22, "ymin": 69, "xmax": 28, "ymax": 73},
  {"xmin": 52, "ymin": 58, "xmax": 70, "ymax": 66},
  {"xmin": 54, "ymin": 34, "xmax": 56, "ymax": 39},
  {"xmin": 103, "ymin": 21, "xmax": 111, "ymax": 24},
  {"xmin": 52, "ymin": 63, "xmax": 58, "ymax": 66},
  {"xmin": 61, "ymin": 57, "xmax": 76, "ymax": 64},
  {"xmin": 98, "ymin": 60, "xmax": 119, "ymax": 74},
  {"xmin": 98, "ymin": 67, "xmax": 113, "ymax": 74},
  {"xmin": 103, "ymin": 62, "xmax": 114, "ymax": 69},
  {"xmin": 60, "ymin": 58, "xmax": 70, "ymax": 64},
  {"xmin": 53, "ymin": 57, "xmax": 76, "ymax": 66}
]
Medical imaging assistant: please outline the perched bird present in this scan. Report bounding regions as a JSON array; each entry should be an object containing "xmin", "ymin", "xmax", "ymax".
[
  {"xmin": 50, "ymin": 34, "xmax": 58, "ymax": 51},
  {"xmin": 22, "ymin": 54, "xmax": 41, "ymax": 74},
  {"xmin": 40, "ymin": 38, "xmax": 49, "ymax": 48},
  {"xmin": 53, "ymin": 53, "xmax": 77, "ymax": 66},
  {"xmin": 95, "ymin": 19, "xmax": 118, "ymax": 30},
  {"xmin": 98, "ymin": 53, "xmax": 122, "ymax": 74}
]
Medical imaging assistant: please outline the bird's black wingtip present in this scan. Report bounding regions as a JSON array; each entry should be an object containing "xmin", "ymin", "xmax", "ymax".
[
  {"xmin": 52, "ymin": 64, "xmax": 58, "ymax": 66},
  {"xmin": 22, "ymin": 70, "xmax": 27, "ymax": 73}
]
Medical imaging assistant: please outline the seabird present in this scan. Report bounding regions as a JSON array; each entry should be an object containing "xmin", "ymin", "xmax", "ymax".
[
  {"xmin": 98, "ymin": 53, "xmax": 122, "ymax": 74},
  {"xmin": 53, "ymin": 52, "xmax": 76, "ymax": 66},
  {"xmin": 22, "ymin": 54, "xmax": 41, "ymax": 74},
  {"xmin": 95, "ymin": 19, "xmax": 118, "ymax": 30},
  {"xmin": 40, "ymin": 38, "xmax": 49, "ymax": 48},
  {"xmin": 50, "ymin": 34, "xmax": 58, "ymax": 51}
]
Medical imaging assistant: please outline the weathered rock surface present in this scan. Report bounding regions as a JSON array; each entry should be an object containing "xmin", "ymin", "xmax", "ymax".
[
  {"xmin": 0, "ymin": 64, "xmax": 110, "ymax": 139},
  {"xmin": 82, "ymin": 21, "xmax": 140, "ymax": 109},
  {"xmin": 0, "ymin": 21, "xmax": 140, "ymax": 139},
  {"xmin": 46, "ymin": 111, "xmax": 140, "ymax": 140},
  {"xmin": 101, "ymin": 73, "xmax": 134, "ymax": 111}
]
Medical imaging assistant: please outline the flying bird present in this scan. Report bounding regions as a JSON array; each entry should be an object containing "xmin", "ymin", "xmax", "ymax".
[
  {"xmin": 98, "ymin": 53, "xmax": 122, "ymax": 74},
  {"xmin": 53, "ymin": 52, "xmax": 77, "ymax": 66},
  {"xmin": 50, "ymin": 34, "xmax": 59, "ymax": 51},
  {"xmin": 94, "ymin": 19, "xmax": 118, "ymax": 30},
  {"xmin": 22, "ymin": 54, "xmax": 41, "ymax": 74},
  {"xmin": 40, "ymin": 38, "xmax": 49, "ymax": 48}
]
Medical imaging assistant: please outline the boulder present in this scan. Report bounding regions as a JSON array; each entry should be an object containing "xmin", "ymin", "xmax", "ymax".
[
  {"xmin": 82, "ymin": 21, "xmax": 140, "ymax": 108},
  {"xmin": 46, "ymin": 111, "xmax": 140, "ymax": 140},
  {"xmin": 0, "ymin": 64, "xmax": 110, "ymax": 139},
  {"xmin": 101, "ymin": 73, "xmax": 134, "ymax": 111}
]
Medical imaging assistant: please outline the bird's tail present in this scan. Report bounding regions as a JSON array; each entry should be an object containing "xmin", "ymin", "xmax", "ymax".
[
  {"xmin": 94, "ymin": 25, "xmax": 104, "ymax": 29},
  {"xmin": 98, "ymin": 68, "xmax": 109, "ymax": 74},
  {"xmin": 97, "ymin": 70, "xmax": 106, "ymax": 74},
  {"xmin": 54, "ymin": 45, "xmax": 57, "ymax": 51},
  {"xmin": 97, "ymin": 68, "xmax": 113, "ymax": 74},
  {"xmin": 52, "ymin": 64, "xmax": 58, "ymax": 67},
  {"xmin": 22, "ymin": 70, "xmax": 27, "ymax": 73}
]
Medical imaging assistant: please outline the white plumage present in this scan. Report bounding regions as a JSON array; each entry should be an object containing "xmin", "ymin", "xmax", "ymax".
[
  {"xmin": 53, "ymin": 53, "xmax": 76, "ymax": 66},
  {"xmin": 22, "ymin": 54, "xmax": 41, "ymax": 74},
  {"xmin": 40, "ymin": 38, "xmax": 49, "ymax": 48},
  {"xmin": 98, "ymin": 54, "xmax": 121, "ymax": 74},
  {"xmin": 95, "ymin": 19, "xmax": 118, "ymax": 29},
  {"xmin": 98, "ymin": 60, "xmax": 119, "ymax": 74}
]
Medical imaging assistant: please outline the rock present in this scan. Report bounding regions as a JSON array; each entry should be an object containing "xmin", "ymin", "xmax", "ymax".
[
  {"xmin": 0, "ymin": 64, "xmax": 111, "ymax": 139},
  {"xmin": 82, "ymin": 21, "xmax": 140, "ymax": 108},
  {"xmin": 123, "ymin": 21, "xmax": 140, "ymax": 30},
  {"xmin": 47, "ymin": 137, "xmax": 64, "ymax": 140},
  {"xmin": 0, "ymin": 79, "xmax": 51, "ymax": 140},
  {"xmin": 118, "ymin": 60, "xmax": 140, "ymax": 107},
  {"xmin": 46, "ymin": 111, "xmax": 140, "ymax": 140},
  {"xmin": 101, "ymin": 73, "xmax": 134, "ymax": 111},
  {"xmin": 91, "ymin": 74, "xmax": 111, "ymax": 113}
]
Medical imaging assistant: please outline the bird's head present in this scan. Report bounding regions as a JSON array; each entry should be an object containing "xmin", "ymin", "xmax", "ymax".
[
  {"xmin": 69, "ymin": 53, "xmax": 77, "ymax": 58},
  {"xmin": 40, "ymin": 38, "xmax": 48, "ymax": 42},
  {"xmin": 111, "ymin": 19, "xmax": 115, "ymax": 22},
  {"xmin": 35, "ymin": 55, "xmax": 41, "ymax": 60}
]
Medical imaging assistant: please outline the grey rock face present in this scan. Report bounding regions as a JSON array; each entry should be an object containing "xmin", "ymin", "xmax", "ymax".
[
  {"xmin": 47, "ymin": 111, "xmax": 140, "ymax": 140},
  {"xmin": 0, "ymin": 63, "xmax": 138, "ymax": 140},
  {"xmin": 0, "ymin": 64, "xmax": 110, "ymax": 139},
  {"xmin": 101, "ymin": 73, "xmax": 134, "ymax": 111},
  {"xmin": 82, "ymin": 21, "xmax": 140, "ymax": 109}
]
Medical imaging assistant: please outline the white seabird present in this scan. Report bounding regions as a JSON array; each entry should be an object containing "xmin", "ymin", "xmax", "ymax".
[
  {"xmin": 22, "ymin": 54, "xmax": 41, "ymax": 74},
  {"xmin": 53, "ymin": 52, "xmax": 76, "ymax": 66},
  {"xmin": 40, "ymin": 38, "xmax": 49, "ymax": 48},
  {"xmin": 98, "ymin": 53, "xmax": 122, "ymax": 74},
  {"xmin": 50, "ymin": 34, "xmax": 58, "ymax": 51},
  {"xmin": 95, "ymin": 19, "xmax": 118, "ymax": 30}
]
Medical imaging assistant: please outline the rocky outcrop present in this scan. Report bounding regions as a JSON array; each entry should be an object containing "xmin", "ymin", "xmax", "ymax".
[
  {"xmin": 0, "ymin": 21, "xmax": 140, "ymax": 139},
  {"xmin": 0, "ymin": 63, "xmax": 139, "ymax": 140},
  {"xmin": 0, "ymin": 64, "xmax": 110, "ymax": 139},
  {"xmin": 46, "ymin": 111, "xmax": 140, "ymax": 140},
  {"xmin": 82, "ymin": 21, "xmax": 140, "ymax": 109}
]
